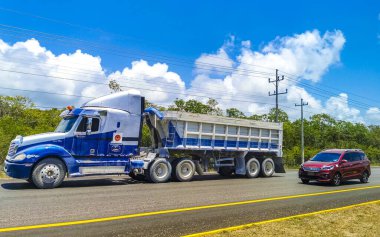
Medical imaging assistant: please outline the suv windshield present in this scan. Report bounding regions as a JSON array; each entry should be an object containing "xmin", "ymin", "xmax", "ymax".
[
  {"xmin": 55, "ymin": 116, "xmax": 78, "ymax": 133},
  {"xmin": 311, "ymin": 152, "xmax": 341, "ymax": 162}
]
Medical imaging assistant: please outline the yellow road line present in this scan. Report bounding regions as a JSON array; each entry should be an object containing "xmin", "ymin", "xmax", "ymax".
[
  {"xmin": 183, "ymin": 199, "xmax": 380, "ymax": 237},
  {"xmin": 0, "ymin": 185, "xmax": 379, "ymax": 233}
]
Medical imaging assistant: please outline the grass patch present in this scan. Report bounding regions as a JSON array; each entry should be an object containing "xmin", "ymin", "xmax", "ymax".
[
  {"xmin": 210, "ymin": 202, "xmax": 380, "ymax": 237},
  {"xmin": 0, "ymin": 164, "xmax": 8, "ymax": 179},
  {"xmin": 0, "ymin": 170, "xmax": 7, "ymax": 179}
]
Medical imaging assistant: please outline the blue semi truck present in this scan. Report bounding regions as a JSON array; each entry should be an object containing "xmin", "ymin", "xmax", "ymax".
[{"xmin": 4, "ymin": 92, "xmax": 285, "ymax": 188}]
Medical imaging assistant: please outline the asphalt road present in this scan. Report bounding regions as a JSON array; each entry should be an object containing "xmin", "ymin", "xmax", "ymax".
[{"xmin": 0, "ymin": 168, "xmax": 379, "ymax": 237}]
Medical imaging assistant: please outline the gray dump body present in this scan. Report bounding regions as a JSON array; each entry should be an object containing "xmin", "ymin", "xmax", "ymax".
[{"xmin": 147, "ymin": 111, "xmax": 283, "ymax": 158}]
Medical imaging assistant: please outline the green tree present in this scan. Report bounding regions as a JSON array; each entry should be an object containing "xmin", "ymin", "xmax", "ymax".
[{"xmin": 226, "ymin": 108, "xmax": 246, "ymax": 118}]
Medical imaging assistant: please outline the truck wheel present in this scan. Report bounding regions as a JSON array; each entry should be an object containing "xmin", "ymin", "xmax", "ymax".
[
  {"xmin": 31, "ymin": 158, "xmax": 66, "ymax": 189},
  {"xmin": 146, "ymin": 158, "xmax": 172, "ymax": 183},
  {"xmin": 218, "ymin": 167, "xmax": 234, "ymax": 177},
  {"xmin": 261, "ymin": 158, "xmax": 275, "ymax": 177},
  {"xmin": 172, "ymin": 158, "xmax": 195, "ymax": 182},
  {"xmin": 246, "ymin": 158, "xmax": 260, "ymax": 178}
]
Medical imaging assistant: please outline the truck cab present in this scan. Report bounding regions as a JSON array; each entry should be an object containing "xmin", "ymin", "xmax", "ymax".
[{"xmin": 4, "ymin": 92, "xmax": 145, "ymax": 188}]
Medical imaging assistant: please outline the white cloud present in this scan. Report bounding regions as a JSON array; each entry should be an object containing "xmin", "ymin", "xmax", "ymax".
[
  {"xmin": 188, "ymin": 30, "xmax": 346, "ymax": 119},
  {"xmin": 0, "ymin": 38, "xmax": 105, "ymax": 108},
  {"xmin": 324, "ymin": 93, "xmax": 363, "ymax": 123},
  {"xmin": 366, "ymin": 107, "xmax": 380, "ymax": 124},
  {"xmin": 1, "ymin": 31, "xmax": 377, "ymax": 125},
  {"xmin": 0, "ymin": 39, "xmax": 184, "ymax": 108},
  {"xmin": 106, "ymin": 60, "xmax": 185, "ymax": 104},
  {"xmin": 195, "ymin": 37, "xmax": 234, "ymax": 76}
]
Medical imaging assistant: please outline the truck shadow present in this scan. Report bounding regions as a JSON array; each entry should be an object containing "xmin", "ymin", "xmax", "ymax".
[{"xmin": 1, "ymin": 173, "xmax": 285, "ymax": 190}]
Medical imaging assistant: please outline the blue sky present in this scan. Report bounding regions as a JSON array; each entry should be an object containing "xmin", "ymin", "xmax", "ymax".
[{"xmin": 0, "ymin": 1, "xmax": 379, "ymax": 123}]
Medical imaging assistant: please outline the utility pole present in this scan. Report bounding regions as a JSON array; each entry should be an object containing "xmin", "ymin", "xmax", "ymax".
[
  {"xmin": 295, "ymin": 98, "xmax": 308, "ymax": 164},
  {"xmin": 269, "ymin": 69, "xmax": 288, "ymax": 122}
]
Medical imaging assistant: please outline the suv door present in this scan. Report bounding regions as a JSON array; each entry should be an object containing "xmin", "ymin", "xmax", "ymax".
[
  {"xmin": 351, "ymin": 152, "xmax": 366, "ymax": 178},
  {"xmin": 340, "ymin": 152, "xmax": 355, "ymax": 179}
]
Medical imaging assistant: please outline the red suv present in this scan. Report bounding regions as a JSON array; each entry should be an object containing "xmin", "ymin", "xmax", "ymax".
[{"xmin": 299, "ymin": 149, "xmax": 371, "ymax": 186}]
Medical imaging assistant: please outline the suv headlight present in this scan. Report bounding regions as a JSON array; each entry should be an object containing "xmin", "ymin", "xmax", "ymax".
[
  {"xmin": 321, "ymin": 165, "xmax": 334, "ymax": 170},
  {"xmin": 12, "ymin": 153, "xmax": 26, "ymax": 161}
]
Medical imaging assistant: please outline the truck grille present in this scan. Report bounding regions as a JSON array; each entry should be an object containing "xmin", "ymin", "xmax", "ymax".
[{"xmin": 7, "ymin": 142, "xmax": 16, "ymax": 156}]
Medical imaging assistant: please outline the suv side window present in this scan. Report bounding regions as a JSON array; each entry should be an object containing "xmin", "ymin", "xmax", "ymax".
[
  {"xmin": 351, "ymin": 152, "xmax": 362, "ymax": 162},
  {"xmin": 343, "ymin": 153, "xmax": 354, "ymax": 162}
]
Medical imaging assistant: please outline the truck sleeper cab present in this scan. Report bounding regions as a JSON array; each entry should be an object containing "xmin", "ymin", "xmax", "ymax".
[{"xmin": 4, "ymin": 92, "xmax": 285, "ymax": 189}]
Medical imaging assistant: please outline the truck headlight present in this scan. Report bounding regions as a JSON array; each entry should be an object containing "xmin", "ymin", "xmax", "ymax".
[
  {"xmin": 13, "ymin": 153, "xmax": 26, "ymax": 161},
  {"xmin": 321, "ymin": 165, "xmax": 334, "ymax": 170}
]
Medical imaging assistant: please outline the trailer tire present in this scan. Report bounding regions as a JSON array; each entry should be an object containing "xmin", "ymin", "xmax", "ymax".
[
  {"xmin": 146, "ymin": 158, "xmax": 172, "ymax": 183},
  {"xmin": 218, "ymin": 167, "xmax": 234, "ymax": 177},
  {"xmin": 31, "ymin": 158, "xmax": 66, "ymax": 189},
  {"xmin": 246, "ymin": 158, "xmax": 260, "ymax": 178},
  {"xmin": 261, "ymin": 158, "xmax": 275, "ymax": 177},
  {"xmin": 172, "ymin": 158, "xmax": 195, "ymax": 182}
]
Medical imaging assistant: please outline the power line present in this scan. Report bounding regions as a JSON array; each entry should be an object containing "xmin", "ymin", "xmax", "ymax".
[
  {"xmin": 0, "ymin": 23, "xmax": 377, "ymax": 108},
  {"xmin": 0, "ymin": 23, "xmax": 377, "ymax": 115}
]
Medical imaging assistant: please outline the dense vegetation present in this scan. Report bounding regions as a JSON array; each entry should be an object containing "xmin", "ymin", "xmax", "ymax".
[{"xmin": 1, "ymin": 96, "xmax": 379, "ymax": 166}]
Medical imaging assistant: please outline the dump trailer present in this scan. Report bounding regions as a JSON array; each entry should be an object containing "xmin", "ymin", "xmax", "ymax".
[{"xmin": 4, "ymin": 92, "xmax": 285, "ymax": 188}]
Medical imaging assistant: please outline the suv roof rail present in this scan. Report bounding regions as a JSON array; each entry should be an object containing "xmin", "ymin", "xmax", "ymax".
[{"xmin": 344, "ymin": 149, "xmax": 363, "ymax": 152}]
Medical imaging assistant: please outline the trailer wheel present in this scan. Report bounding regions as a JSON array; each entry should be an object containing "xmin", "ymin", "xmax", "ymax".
[
  {"xmin": 31, "ymin": 158, "xmax": 66, "ymax": 189},
  {"xmin": 261, "ymin": 158, "xmax": 275, "ymax": 177},
  {"xmin": 172, "ymin": 158, "xmax": 195, "ymax": 182},
  {"xmin": 246, "ymin": 158, "xmax": 260, "ymax": 178},
  {"xmin": 218, "ymin": 167, "xmax": 234, "ymax": 177},
  {"xmin": 146, "ymin": 158, "xmax": 172, "ymax": 183}
]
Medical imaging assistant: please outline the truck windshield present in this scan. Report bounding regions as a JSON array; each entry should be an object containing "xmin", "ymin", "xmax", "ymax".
[
  {"xmin": 55, "ymin": 116, "xmax": 78, "ymax": 133},
  {"xmin": 311, "ymin": 153, "xmax": 341, "ymax": 162}
]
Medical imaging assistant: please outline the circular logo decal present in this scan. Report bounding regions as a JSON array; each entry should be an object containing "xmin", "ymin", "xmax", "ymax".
[{"xmin": 114, "ymin": 134, "xmax": 121, "ymax": 142}]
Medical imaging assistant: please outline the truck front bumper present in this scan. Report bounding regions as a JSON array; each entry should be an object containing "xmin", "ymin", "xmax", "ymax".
[{"xmin": 4, "ymin": 160, "xmax": 33, "ymax": 179}]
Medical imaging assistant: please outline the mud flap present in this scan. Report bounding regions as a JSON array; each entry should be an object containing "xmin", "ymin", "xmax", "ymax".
[
  {"xmin": 193, "ymin": 160, "xmax": 204, "ymax": 175},
  {"xmin": 273, "ymin": 157, "xmax": 286, "ymax": 173}
]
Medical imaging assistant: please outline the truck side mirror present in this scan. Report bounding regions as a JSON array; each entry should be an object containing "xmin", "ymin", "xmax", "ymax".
[
  {"xmin": 341, "ymin": 159, "xmax": 348, "ymax": 163},
  {"xmin": 86, "ymin": 118, "xmax": 92, "ymax": 135}
]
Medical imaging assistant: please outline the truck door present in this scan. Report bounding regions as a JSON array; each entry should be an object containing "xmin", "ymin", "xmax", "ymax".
[{"xmin": 73, "ymin": 116, "xmax": 106, "ymax": 174}]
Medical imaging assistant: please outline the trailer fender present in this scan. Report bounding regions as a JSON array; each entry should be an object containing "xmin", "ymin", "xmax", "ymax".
[{"xmin": 235, "ymin": 151, "xmax": 248, "ymax": 175}]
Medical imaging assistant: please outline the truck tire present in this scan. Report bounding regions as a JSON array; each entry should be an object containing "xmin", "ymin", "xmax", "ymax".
[
  {"xmin": 146, "ymin": 158, "xmax": 172, "ymax": 183},
  {"xmin": 31, "ymin": 158, "xmax": 66, "ymax": 189},
  {"xmin": 246, "ymin": 158, "xmax": 260, "ymax": 178},
  {"xmin": 172, "ymin": 158, "xmax": 195, "ymax": 182},
  {"xmin": 218, "ymin": 167, "xmax": 234, "ymax": 177},
  {"xmin": 261, "ymin": 158, "xmax": 275, "ymax": 177}
]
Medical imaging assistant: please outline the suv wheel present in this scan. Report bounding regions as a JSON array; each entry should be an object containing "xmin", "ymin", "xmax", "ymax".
[
  {"xmin": 301, "ymin": 178, "xmax": 309, "ymax": 184},
  {"xmin": 331, "ymin": 173, "xmax": 341, "ymax": 186},
  {"xmin": 360, "ymin": 171, "xmax": 369, "ymax": 183}
]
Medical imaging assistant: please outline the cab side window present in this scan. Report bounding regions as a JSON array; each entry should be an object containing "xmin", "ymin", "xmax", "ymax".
[{"xmin": 76, "ymin": 117, "xmax": 100, "ymax": 132}]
